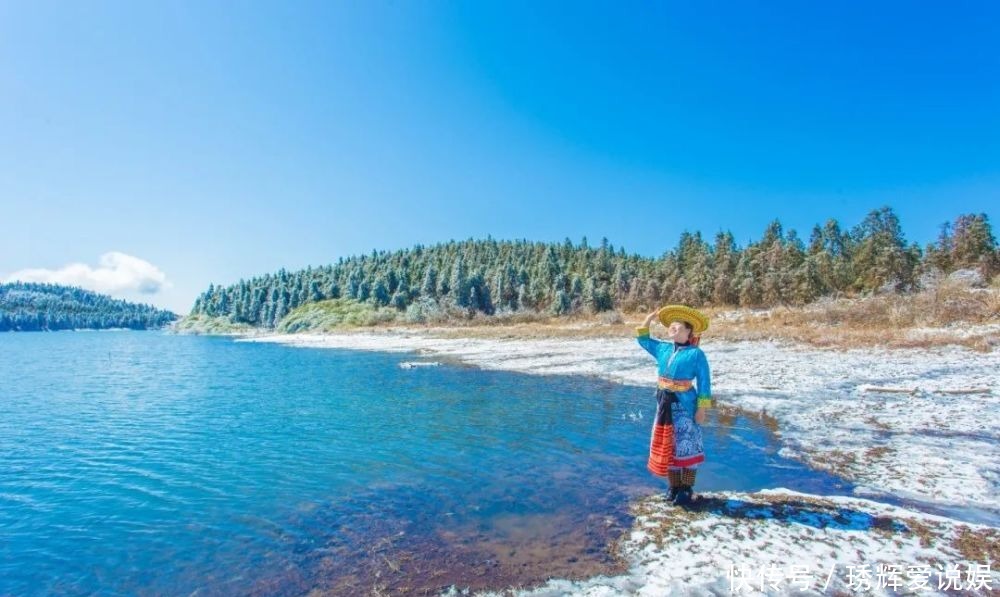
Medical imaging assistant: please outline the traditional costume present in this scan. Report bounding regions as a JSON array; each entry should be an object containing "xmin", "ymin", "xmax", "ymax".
[{"xmin": 635, "ymin": 305, "xmax": 713, "ymax": 504}]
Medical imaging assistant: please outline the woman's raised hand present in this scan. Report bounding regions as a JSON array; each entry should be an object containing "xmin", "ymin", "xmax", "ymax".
[{"xmin": 643, "ymin": 309, "xmax": 659, "ymax": 326}]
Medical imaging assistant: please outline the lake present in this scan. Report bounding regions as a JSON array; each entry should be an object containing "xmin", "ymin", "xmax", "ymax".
[{"xmin": 0, "ymin": 331, "xmax": 853, "ymax": 596}]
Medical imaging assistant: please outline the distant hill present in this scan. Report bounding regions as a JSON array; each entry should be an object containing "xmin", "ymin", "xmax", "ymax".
[
  {"xmin": 0, "ymin": 282, "xmax": 177, "ymax": 331},
  {"xmin": 186, "ymin": 208, "xmax": 998, "ymax": 331}
]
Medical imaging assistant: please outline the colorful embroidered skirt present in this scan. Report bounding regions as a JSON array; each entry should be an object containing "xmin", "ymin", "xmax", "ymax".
[{"xmin": 647, "ymin": 388, "xmax": 705, "ymax": 477}]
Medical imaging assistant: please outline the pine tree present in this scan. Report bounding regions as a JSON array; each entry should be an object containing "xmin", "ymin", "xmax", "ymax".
[
  {"xmin": 712, "ymin": 231, "xmax": 738, "ymax": 305},
  {"xmin": 612, "ymin": 264, "xmax": 630, "ymax": 303},
  {"xmin": 664, "ymin": 276, "xmax": 690, "ymax": 305},
  {"xmin": 357, "ymin": 280, "xmax": 371, "ymax": 302},
  {"xmin": 273, "ymin": 295, "xmax": 288, "ymax": 327},
  {"xmin": 782, "ymin": 229, "xmax": 808, "ymax": 304},
  {"xmin": 309, "ymin": 280, "xmax": 323, "ymax": 302},
  {"xmin": 517, "ymin": 283, "xmax": 531, "ymax": 311},
  {"xmin": 449, "ymin": 257, "xmax": 470, "ymax": 308},
  {"xmin": 551, "ymin": 289, "xmax": 571, "ymax": 315},
  {"xmin": 951, "ymin": 213, "xmax": 998, "ymax": 276},
  {"xmin": 390, "ymin": 290, "xmax": 407, "ymax": 310},
  {"xmin": 850, "ymin": 206, "xmax": 918, "ymax": 292},
  {"xmin": 387, "ymin": 269, "xmax": 399, "ymax": 294},
  {"xmin": 735, "ymin": 250, "xmax": 761, "ymax": 307},
  {"xmin": 642, "ymin": 278, "xmax": 661, "ymax": 308},
  {"xmin": 421, "ymin": 266, "xmax": 438, "ymax": 298},
  {"xmin": 758, "ymin": 221, "xmax": 786, "ymax": 306},
  {"xmin": 372, "ymin": 275, "xmax": 390, "ymax": 306}
]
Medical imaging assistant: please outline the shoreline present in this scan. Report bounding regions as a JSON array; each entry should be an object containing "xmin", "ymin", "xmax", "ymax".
[
  {"xmin": 236, "ymin": 327, "xmax": 999, "ymax": 595},
  {"xmin": 462, "ymin": 487, "xmax": 1000, "ymax": 597},
  {"xmin": 241, "ymin": 327, "xmax": 1000, "ymax": 516}
]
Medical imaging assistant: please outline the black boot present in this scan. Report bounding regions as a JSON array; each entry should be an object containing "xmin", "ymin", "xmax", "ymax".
[
  {"xmin": 674, "ymin": 468, "xmax": 697, "ymax": 505},
  {"xmin": 667, "ymin": 470, "xmax": 682, "ymax": 502},
  {"xmin": 672, "ymin": 484, "xmax": 693, "ymax": 506}
]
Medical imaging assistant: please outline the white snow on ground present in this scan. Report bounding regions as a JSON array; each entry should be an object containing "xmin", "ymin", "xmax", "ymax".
[
  {"xmin": 243, "ymin": 329, "xmax": 1000, "ymax": 514},
  {"xmin": 458, "ymin": 488, "xmax": 1000, "ymax": 597}
]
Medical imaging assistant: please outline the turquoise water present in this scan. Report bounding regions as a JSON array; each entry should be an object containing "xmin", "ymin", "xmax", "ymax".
[{"xmin": 1, "ymin": 331, "xmax": 853, "ymax": 596}]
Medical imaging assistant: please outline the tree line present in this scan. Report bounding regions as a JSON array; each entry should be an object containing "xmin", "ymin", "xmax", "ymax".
[
  {"xmin": 0, "ymin": 282, "xmax": 178, "ymax": 331},
  {"xmin": 191, "ymin": 207, "xmax": 999, "ymax": 328}
]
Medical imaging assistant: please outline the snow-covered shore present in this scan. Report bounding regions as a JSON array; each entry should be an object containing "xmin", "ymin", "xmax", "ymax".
[
  {"xmin": 240, "ymin": 329, "xmax": 999, "ymax": 595},
  {"xmin": 464, "ymin": 488, "xmax": 999, "ymax": 596}
]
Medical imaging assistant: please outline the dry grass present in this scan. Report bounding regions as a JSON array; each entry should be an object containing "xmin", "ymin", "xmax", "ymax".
[
  {"xmin": 629, "ymin": 489, "xmax": 997, "ymax": 569},
  {"xmin": 704, "ymin": 280, "xmax": 1000, "ymax": 351},
  {"xmin": 806, "ymin": 449, "xmax": 860, "ymax": 477},
  {"xmin": 864, "ymin": 445, "xmax": 894, "ymax": 460},
  {"xmin": 363, "ymin": 284, "xmax": 1000, "ymax": 352},
  {"xmin": 951, "ymin": 525, "xmax": 1000, "ymax": 563}
]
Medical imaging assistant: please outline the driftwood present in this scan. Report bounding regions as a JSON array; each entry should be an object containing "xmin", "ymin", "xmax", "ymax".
[
  {"xmin": 937, "ymin": 388, "xmax": 993, "ymax": 395},
  {"xmin": 862, "ymin": 386, "xmax": 917, "ymax": 394},
  {"xmin": 861, "ymin": 386, "xmax": 992, "ymax": 395}
]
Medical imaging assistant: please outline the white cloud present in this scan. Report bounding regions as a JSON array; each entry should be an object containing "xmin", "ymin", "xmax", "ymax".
[{"xmin": 5, "ymin": 252, "xmax": 170, "ymax": 295}]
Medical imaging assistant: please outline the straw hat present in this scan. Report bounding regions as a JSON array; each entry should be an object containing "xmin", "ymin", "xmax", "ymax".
[{"xmin": 657, "ymin": 304, "xmax": 709, "ymax": 335}]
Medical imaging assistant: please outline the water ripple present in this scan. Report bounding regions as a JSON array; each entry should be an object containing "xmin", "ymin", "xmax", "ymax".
[{"xmin": 0, "ymin": 331, "xmax": 851, "ymax": 596}]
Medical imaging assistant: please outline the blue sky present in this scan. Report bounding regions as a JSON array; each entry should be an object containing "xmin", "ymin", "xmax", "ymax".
[{"xmin": 2, "ymin": 1, "xmax": 997, "ymax": 313}]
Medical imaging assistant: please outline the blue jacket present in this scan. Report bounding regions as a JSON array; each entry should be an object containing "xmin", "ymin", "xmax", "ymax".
[{"xmin": 635, "ymin": 325, "xmax": 713, "ymax": 411}]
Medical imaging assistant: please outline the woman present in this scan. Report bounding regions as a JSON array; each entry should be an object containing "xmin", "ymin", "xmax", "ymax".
[{"xmin": 635, "ymin": 305, "xmax": 713, "ymax": 505}]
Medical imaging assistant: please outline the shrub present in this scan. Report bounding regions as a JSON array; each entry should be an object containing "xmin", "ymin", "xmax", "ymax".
[
  {"xmin": 278, "ymin": 298, "xmax": 379, "ymax": 332},
  {"xmin": 598, "ymin": 310, "xmax": 624, "ymax": 325},
  {"xmin": 404, "ymin": 297, "xmax": 444, "ymax": 324}
]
